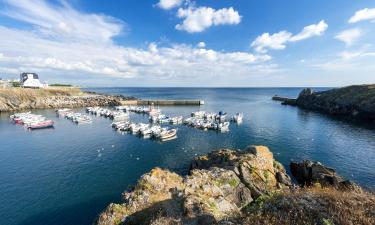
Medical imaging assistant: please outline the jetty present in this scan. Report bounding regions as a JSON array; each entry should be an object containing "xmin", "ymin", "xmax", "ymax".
[
  {"xmin": 272, "ymin": 95, "xmax": 297, "ymax": 105},
  {"xmin": 272, "ymin": 95, "xmax": 295, "ymax": 102},
  {"xmin": 120, "ymin": 99, "xmax": 204, "ymax": 106}
]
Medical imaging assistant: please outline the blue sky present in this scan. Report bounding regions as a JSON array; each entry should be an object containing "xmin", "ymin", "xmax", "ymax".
[{"xmin": 0, "ymin": 0, "xmax": 374, "ymax": 87}]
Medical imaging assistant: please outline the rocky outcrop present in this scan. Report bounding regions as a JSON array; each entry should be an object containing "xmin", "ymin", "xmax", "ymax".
[
  {"xmin": 290, "ymin": 160, "xmax": 360, "ymax": 191},
  {"xmin": 293, "ymin": 85, "xmax": 375, "ymax": 121},
  {"xmin": 0, "ymin": 88, "xmax": 135, "ymax": 112},
  {"xmin": 96, "ymin": 145, "xmax": 291, "ymax": 225}
]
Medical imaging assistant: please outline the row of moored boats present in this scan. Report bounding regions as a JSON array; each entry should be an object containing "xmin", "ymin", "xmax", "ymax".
[
  {"xmin": 10, "ymin": 112, "xmax": 54, "ymax": 129},
  {"xmin": 56, "ymin": 108, "xmax": 93, "ymax": 124},
  {"xmin": 88, "ymin": 106, "xmax": 178, "ymax": 141}
]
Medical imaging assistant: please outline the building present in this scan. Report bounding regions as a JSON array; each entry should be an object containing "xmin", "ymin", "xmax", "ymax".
[
  {"xmin": 20, "ymin": 73, "xmax": 43, "ymax": 88},
  {"xmin": 0, "ymin": 78, "xmax": 12, "ymax": 88}
]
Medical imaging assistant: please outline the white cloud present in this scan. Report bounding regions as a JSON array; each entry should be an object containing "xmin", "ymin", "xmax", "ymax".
[
  {"xmin": 157, "ymin": 0, "xmax": 183, "ymax": 10},
  {"xmin": 339, "ymin": 50, "xmax": 375, "ymax": 60},
  {"xmin": 0, "ymin": 0, "xmax": 273, "ymax": 85},
  {"xmin": 251, "ymin": 20, "xmax": 328, "ymax": 53},
  {"xmin": 197, "ymin": 42, "xmax": 206, "ymax": 48},
  {"xmin": 348, "ymin": 8, "xmax": 375, "ymax": 23},
  {"xmin": 1, "ymin": 0, "xmax": 124, "ymax": 44},
  {"xmin": 175, "ymin": 6, "xmax": 241, "ymax": 33},
  {"xmin": 251, "ymin": 31, "xmax": 292, "ymax": 53},
  {"xmin": 335, "ymin": 28, "xmax": 362, "ymax": 46},
  {"xmin": 289, "ymin": 20, "xmax": 328, "ymax": 42}
]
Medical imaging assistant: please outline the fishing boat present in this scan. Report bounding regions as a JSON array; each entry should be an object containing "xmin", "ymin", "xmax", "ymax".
[
  {"xmin": 215, "ymin": 111, "xmax": 227, "ymax": 122},
  {"xmin": 218, "ymin": 122, "xmax": 230, "ymax": 131},
  {"xmin": 169, "ymin": 116, "xmax": 183, "ymax": 124},
  {"xmin": 26, "ymin": 120, "xmax": 54, "ymax": 129},
  {"xmin": 231, "ymin": 113, "xmax": 243, "ymax": 123},
  {"xmin": 159, "ymin": 128, "xmax": 177, "ymax": 140}
]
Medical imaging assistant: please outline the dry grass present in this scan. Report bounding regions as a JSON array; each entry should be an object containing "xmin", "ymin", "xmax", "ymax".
[
  {"xmin": 0, "ymin": 87, "xmax": 84, "ymax": 100},
  {"xmin": 241, "ymin": 187, "xmax": 375, "ymax": 225}
]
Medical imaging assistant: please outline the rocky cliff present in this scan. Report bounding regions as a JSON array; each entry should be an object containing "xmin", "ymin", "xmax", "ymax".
[
  {"xmin": 95, "ymin": 145, "xmax": 374, "ymax": 225},
  {"xmin": 295, "ymin": 84, "xmax": 375, "ymax": 122},
  {"xmin": 0, "ymin": 87, "xmax": 134, "ymax": 112}
]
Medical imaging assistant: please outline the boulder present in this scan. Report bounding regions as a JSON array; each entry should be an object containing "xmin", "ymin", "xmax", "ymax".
[
  {"xmin": 96, "ymin": 146, "xmax": 291, "ymax": 225},
  {"xmin": 290, "ymin": 160, "xmax": 360, "ymax": 191},
  {"xmin": 298, "ymin": 88, "xmax": 314, "ymax": 98}
]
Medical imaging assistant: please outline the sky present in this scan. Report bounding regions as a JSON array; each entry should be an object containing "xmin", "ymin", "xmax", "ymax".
[{"xmin": 0, "ymin": 0, "xmax": 374, "ymax": 87}]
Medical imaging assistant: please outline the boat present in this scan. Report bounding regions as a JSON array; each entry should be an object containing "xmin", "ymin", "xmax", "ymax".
[
  {"xmin": 218, "ymin": 122, "xmax": 230, "ymax": 131},
  {"xmin": 169, "ymin": 116, "xmax": 183, "ymax": 124},
  {"xmin": 215, "ymin": 111, "xmax": 227, "ymax": 122},
  {"xmin": 26, "ymin": 120, "xmax": 54, "ymax": 129},
  {"xmin": 56, "ymin": 108, "xmax": 72, "ymax": 117},
  {"xmin": 159, "ymin": 128, "xmax": 177, "ymax": 140},
  {"xmin": 231, "ymin": 113, "xmax": 243, "ymax": 123}
]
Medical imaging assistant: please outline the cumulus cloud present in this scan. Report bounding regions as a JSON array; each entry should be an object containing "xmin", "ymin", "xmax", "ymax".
[
  {"xmin": 348, "ymin": 8, "xmax": 375, "ymax": 23},
  {"xmin": 157, "ymin": 0, "xmax": 183, "ymax": 10},
  {"xmin": 251, "ymin": 20, "xmax": 328, "ymax": 53},
  {"xmin": 335, "ymin": 28, "xmax": 362, "ymax": 46},
  {"xmin": 289, "ymin": 20, "xmax": 328, "ymax": 42},
  {"xmin": 0, "ymin": 0, "xmax": 273, "ymax": 85},
  {"xmin": 175, "ymin": 6, "xmax": 241, "ymax": 33},
  {"xmin": 251, "ymin": 31, "xmax": 292, "ymax": 53},
  {"xmin": 197, "ymin": 42, "xmax": 206, "ymax": 48}
]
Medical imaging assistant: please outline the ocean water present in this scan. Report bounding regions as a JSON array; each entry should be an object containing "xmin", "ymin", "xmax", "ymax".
[{"xmin": 0, "ymin": 88, "xmax": 374, "ymax": 225}]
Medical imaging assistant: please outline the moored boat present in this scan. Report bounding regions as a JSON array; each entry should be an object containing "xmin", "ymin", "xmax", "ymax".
[{"xmin": 26, "ymin": 120, "xmax": 54, "ymax": 129}]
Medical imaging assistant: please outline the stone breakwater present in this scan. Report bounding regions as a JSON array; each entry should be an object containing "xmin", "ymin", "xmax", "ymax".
[
  {"xmin": 0, "ymin": 94, "xmax": 129, "ymax": 112},
  {"xmin": 275, "ymin": 84, "xmax": 375, "ymax": 122},
  {"xmin": 95, "ymin": 145, "xmax": 369, "ymax": 225},
  {"xmin": 0, "ymin": 88, "xmax": 136, "ymax": 112}
]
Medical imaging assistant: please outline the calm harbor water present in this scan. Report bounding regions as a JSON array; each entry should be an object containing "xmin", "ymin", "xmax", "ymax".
[{"xmin": 0, "ymin": 87, "xmax": 374, "ymax": 225}]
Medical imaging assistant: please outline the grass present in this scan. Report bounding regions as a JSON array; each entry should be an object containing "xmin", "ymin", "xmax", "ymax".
[
  {"xmin": 241, "ymin": 187, "xmax": 375, "ymax": 225},
  {"xmin": 0, "ymin": 87, "xmax": 84, "ymax": 99}
]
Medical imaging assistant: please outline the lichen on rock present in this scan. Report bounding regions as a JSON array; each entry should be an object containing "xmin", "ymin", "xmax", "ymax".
[{"xmin": 95, "ymin": 145, "xmax": 292, "ymax": 225}]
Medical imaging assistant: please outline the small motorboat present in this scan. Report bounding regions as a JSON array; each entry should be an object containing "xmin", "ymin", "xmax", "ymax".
[
  {"xmin": 159, "ymin": 128, "xmax": 177, "ymax": 140},
  {"xmin": 231, "ymin": 113, "xmax": 243, "ymax": 123},
  {"xmin": 216, "ymin": 111, "xmax": 227, "ymax": 122},
  {"xmin": 26, "ymin": 120, "xmax": 54, "ymax": 129}
]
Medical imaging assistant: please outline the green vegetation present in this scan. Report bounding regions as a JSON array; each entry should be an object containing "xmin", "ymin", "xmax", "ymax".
[
  {"xmin": 11, "ymin": 81, "xmax": 20, "ymax": 87},
  {"xmin": 49, "ymin": 83, "xmax": 73, "ymax": 87}
]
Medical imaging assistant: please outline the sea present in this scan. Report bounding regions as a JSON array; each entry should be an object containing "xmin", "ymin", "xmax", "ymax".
[{"xmin": 0, "ymin": 87, "xmax": 374, "ymax": 225}]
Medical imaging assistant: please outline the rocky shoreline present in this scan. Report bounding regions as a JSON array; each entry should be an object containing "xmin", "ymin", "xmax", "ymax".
[
  {"xmin": 274, "ymin": 84, "xmax": 375, "ymax": 122},
  {"xmin": 0, "ymin": 88, "xmax": 136, "ymax": 112},
  {"xmin": 95, "ymin": 145, "xmax": 373, "ymax": 225}
]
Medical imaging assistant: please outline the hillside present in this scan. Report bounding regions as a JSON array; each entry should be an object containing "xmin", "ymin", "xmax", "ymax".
[{"xmin": 295, "ymin": 84, "xmax": 375, "ymax": 121}]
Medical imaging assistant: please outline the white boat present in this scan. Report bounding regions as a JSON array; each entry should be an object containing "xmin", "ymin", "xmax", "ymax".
[
  {"xmin": 231, "ymin": 113, "xmax": 243, "ymax": 123},
  {"xmin": 169, "ymin": 116, "xmax": 183, "ymax": 124},
  {"xmin": 218, "ymin": 122, "xmax": 230, "ymax": 131},
  {"xmin": 159, "ymin": 128, "xmax": 177, "ymax": 140}
]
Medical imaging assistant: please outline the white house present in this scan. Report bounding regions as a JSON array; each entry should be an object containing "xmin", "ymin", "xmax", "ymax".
[{"xmin": 20, "ymin": 73, "xmax": 43, "ymax": 88}]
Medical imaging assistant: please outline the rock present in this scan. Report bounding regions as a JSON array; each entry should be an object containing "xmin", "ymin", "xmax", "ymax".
[
  {"xmin": 295, "ymin": 84, "xmax": 375, "ymax": 122},
  {"xmin": 290, "ymin": 160, "xmax": 361, "ymax": 192},
  {"xmin": 298, "ymin": 88, "xmax": 314, "ymax": 98},
  {"xmin": 96, "ymin": 146, "xmax": 291, "ymax": 225},
  {"xmin": 0, "ymin": 88, "xmax": 136, "ymax": 112}
]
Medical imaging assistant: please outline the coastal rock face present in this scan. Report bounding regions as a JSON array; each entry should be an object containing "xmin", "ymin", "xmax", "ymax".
[
  {"xmin": 96, "ymin": 146, "xmax": 291, "ymax": 225},
  {"xmin": 96, "ymin": 146, "xmax": 375, "ymax": 225},
  {"xmin": 295, "ymin": 84, "xmax": 375, "ymax": 121},
  {"xmin": 0, "ymin": 88, "xmax": 135, "ymax": 112},
  {"xmin": 290, "ymin": 160, "xmax": 360, "ymax": 191}
]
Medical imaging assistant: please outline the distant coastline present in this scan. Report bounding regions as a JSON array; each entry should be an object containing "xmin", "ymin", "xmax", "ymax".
[{"xmin": 273, "ymin": 84, "xmax": 375, "ymax": 123}]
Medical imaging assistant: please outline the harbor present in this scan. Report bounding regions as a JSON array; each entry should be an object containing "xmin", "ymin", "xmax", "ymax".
[{"xmin": 1, "ymin": 87, "xmax": 374, "ymax": 225}]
